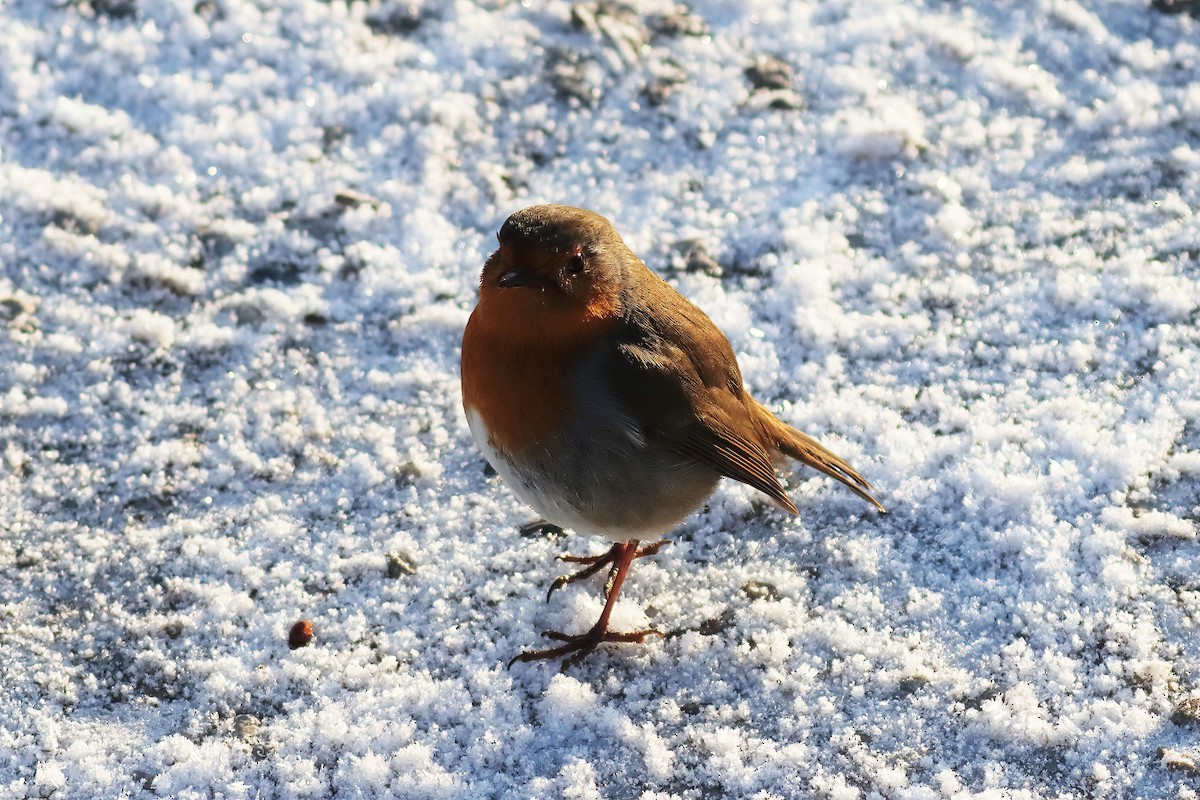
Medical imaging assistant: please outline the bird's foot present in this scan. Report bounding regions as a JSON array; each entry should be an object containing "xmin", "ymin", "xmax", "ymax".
[
  {"xmin": 508, "ymin": 623, "xmax": 665, "ymax": 669},
  {"xmin": 546, "ymin": 539, "xmax": 670, "ymax": 602}
]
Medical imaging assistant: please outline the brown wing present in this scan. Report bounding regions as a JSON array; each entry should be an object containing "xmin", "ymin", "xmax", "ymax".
[
  {"xmin": 600, "ymin": 270, "xmax": 800, "ymax": 514},
  {"xmin": 755, "ymin": 400, "xmax": 886, "ymax": 513},
  {"xmin": 671, "ymin": 414, "xmax": 799, "ymax": 514}
]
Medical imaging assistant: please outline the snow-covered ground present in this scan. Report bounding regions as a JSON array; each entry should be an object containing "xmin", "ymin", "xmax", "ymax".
[{"xmin": 2, "ymin": 0, "xmax": 1199, "ymax": 797}]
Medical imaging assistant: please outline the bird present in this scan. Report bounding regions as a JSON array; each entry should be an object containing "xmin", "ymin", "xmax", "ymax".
[{"xmin": 461, "ymin": 204, "xmax": 885, "ymax": 667}]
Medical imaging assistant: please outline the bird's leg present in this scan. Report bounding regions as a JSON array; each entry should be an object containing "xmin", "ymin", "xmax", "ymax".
[
  {"xmin": 511, "ymin": 540, "xmax": 665, "ymax": 668},
  {"xmin": 546, "ymin": 539, "xmax": 671, "ymax": 603}
]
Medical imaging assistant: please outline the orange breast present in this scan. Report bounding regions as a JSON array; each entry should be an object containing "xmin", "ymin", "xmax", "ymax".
[
  {"xmin": 461, "ymin": 281, "xmax": 623, "ymax": 457},
  {"xmin": 461, "ymin": 309, "xmax": 573, "ymax": 456}
]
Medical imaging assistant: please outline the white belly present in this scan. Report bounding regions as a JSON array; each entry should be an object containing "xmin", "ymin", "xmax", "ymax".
[{"xmin": 466, "ymin": 407, "xmax": 664, "ymax": 541}]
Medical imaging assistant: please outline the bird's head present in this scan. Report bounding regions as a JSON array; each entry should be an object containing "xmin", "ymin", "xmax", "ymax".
[{"xmin": 476, "ymin": 205, "xmax": 632, "ymax": 340}]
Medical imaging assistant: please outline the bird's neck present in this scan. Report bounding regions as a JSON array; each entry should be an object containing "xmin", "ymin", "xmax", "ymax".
[{"xmin": 474, "ymin": 285, "xmax": 620, "ymax": 342}]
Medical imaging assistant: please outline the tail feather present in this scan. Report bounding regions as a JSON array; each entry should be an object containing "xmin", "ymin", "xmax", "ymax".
[{"xmin": 755, "ymin": 402, "xmax": 886, "ymax": 513}]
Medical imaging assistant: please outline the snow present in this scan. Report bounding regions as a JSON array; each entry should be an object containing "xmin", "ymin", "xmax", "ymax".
[{"xmin": 1, "ymin": 0, "xmax": 1199, "ymax": 797}]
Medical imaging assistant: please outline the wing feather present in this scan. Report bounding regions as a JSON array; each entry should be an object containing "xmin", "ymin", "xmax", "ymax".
[{"xmin": 596, "ymin": 273, "xmax": 800, "ymax": 513}]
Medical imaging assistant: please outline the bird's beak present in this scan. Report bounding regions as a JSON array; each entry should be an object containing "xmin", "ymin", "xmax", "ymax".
[{"xmin": 497, "ymin": 268, "xmax": 539, "ymax": 288}]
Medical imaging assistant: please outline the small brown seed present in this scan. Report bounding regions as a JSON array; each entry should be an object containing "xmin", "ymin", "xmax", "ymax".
[{"xmin": 288, "ymin": 619, "xmax": 314, "ymax": 650}]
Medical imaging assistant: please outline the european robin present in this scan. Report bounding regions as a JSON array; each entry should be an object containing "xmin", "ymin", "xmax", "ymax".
[{"xmin": 461, "ymin": 205, "xmax": 885, "ymax": 666}]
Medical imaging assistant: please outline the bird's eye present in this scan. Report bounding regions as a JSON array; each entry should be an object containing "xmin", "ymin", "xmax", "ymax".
[{"xmin": 567, "ymin": 250, "xmax": 585, "ymax": 274}]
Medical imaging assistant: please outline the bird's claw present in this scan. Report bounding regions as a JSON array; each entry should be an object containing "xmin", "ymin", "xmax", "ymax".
[
  {"xmin": 544, "ymin": 628, "xmax": 664, "ymax": 644},
  {"xmin": 545, "ymin": 559, "xmax": 612, "ymax": 603},
  {"xmin": 507, "ymin": 626, "xmax": 665, "ymax": 669},
  {"xmin": 544, "ymin": 540, "xmax": 671, "ymax": 604}
]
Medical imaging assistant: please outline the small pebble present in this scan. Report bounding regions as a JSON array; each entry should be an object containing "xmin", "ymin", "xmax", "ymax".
[
  {"xmin": 233, "ymin": 714, "xmax": 260, "ymax": 740},
  {"xmin": 1172, "ymin": 697, "xmax": 1200, "ymax": 726},
  {"xmin": 1158, "ymin": 747, "xmax": 1198, "ymax": 774},
  {"xmin": 386, "ymin": 551, "xmax": 418, "ymax": 578},
  {"xmin": 742, "ymin": 580, "xmax": 781, "ymax": 601}
]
